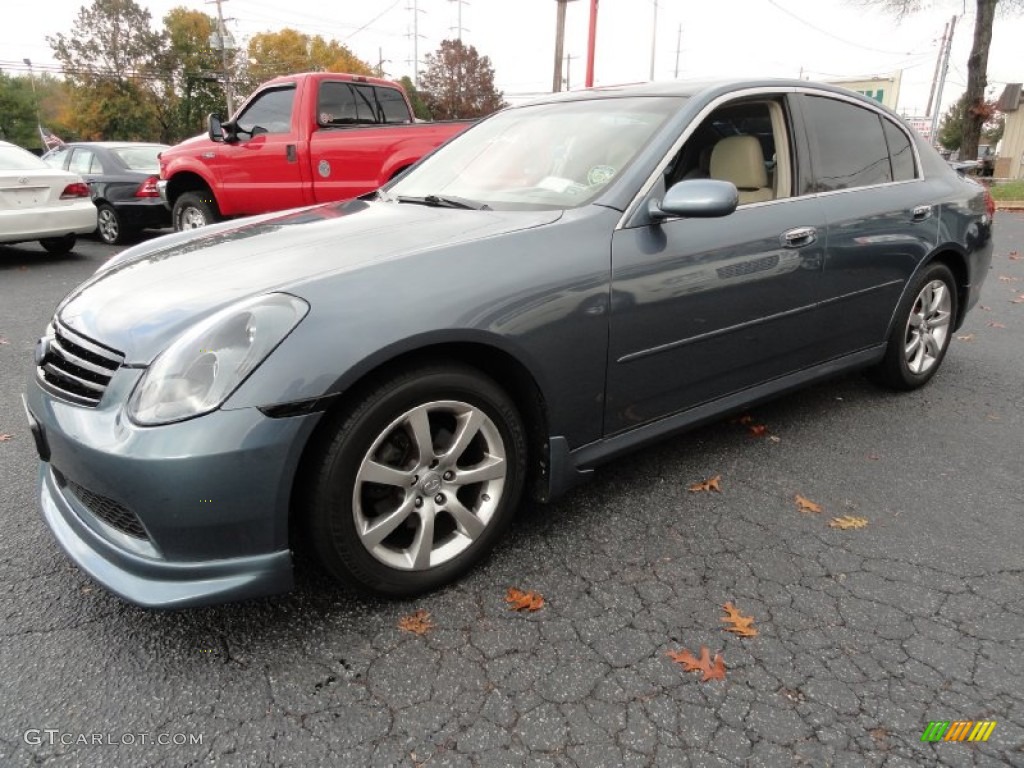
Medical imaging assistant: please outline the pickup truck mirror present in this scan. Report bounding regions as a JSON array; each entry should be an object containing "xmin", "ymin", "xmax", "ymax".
[{"xmin": 208, "ymin": 113, "xmax": 225, "ymax": 143}]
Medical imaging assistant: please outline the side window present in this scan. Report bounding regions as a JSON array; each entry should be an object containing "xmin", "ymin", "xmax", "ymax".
[
  {"xmin": 667, "ymin": 98, "xmax": 792, "ymax": 205},
  {"xmin": 69, "ymin": 149, "xmax": 95, "ymax": 176},
  {"xmin": 375, "ymin": 87, "xmax": 412, "ymax": 123},
  {"xmin": 318, "ymin": 82, "xmax": 359, "ymax": 125},
  {"xmin": 235, "ymin": 87, "xmax": 296, "ymax": 136},
  {"xmin": 43, "ymin": 148, "xmax": 69, "ymax": 169},
  {"xmin": 802, "ymin": 96, "xmax": 892, "ymax": 192},
  {"xmin": 881, "ymin": 119, "xmax": 917, "ymax": 182}
]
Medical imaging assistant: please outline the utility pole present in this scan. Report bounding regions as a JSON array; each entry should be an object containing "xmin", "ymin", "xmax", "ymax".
[
  {"xmin": 552, "ymin": 0, "xmax": 572, "ymax": 92},
  {"xmin": 448, "ymin": 0, "xmax": 468, "ymax": 41},
  {"xmin": 207, "ymin": 0, "xmax": 234, "ymax": 116},
  {"xmin": 649, "ymin": 0, "xmax": 658, "ymax": 81},
  {"xmin": 925, "ymin": 19, "xmax": 950, "ymax": 119},
  {"xmin": 406, "ymin": 0, "xmax": 426, "ymax": 87},
  {"xmin": 585, "ymin": 0, "xmax": 598, "ymax": 87},
  {"xmin": 928, "ymin": 14, "xmax": 957, "ymax": 147},
  {"xmin": 673, "ymin": 23, "xmax": 681, "ymax": 78},
  {"xmin": 564, "ymin": 53, "xmax": 578, "ymax": 90}
]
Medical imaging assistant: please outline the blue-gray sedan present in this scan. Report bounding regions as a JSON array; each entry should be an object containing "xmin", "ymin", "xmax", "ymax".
[{"xmin": 24, "ymin": 79, "xmax": 994, "ymax": 608}]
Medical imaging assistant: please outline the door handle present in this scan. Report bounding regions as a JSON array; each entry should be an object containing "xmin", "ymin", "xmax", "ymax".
[
  {"xmin": 780, "ymin": 226, "xmax": 817, "ymax": 249},
  {"xmin": 286, "ymin": 144, "xmax": 297, "ymax": 163},
  {"xmin": 911, "ymin": 204, "xmax": 932, "ymax": 222}
]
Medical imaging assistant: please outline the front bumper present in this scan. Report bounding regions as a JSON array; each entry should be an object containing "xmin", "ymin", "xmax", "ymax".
[{"xmin": 24, "ymin": 370, "xmax": 322, "ymax": 609}]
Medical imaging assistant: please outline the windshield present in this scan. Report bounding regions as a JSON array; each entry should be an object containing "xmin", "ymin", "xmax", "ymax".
[
  {"xmin": 387, "ymin": 96, "xmax": 683, "ymax": 210},
  {"xmin": 0, "ymin": 146, "xmax": 48, "ymax": 171},
  {"xmin": 113, "ymin": 146, "xmax": 167, "ymax": 171}
]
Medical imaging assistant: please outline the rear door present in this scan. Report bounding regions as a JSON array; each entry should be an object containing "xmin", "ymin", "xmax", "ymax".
[
  {"xmin": 211, "ymin": 84, "xmax": 308, "ymax": 215},
  {"xmin": 310, "ymin": 82, "xmax": 414, "ymax": 202},
  {"xmin": 606, "ymin": 93, "xmax": 831, "ymax": 434},
  {"xmin": 795, "ymin": 93, "xmax": 945, "ymax": 353}
]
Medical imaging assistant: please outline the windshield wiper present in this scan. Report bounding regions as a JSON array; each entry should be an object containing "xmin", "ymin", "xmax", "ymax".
[{"xmin": 396, "ymin": 194, "xmax": 490, "ymax": 210}]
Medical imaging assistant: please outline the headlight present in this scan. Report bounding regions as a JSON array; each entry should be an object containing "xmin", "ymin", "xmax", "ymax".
[{"xmin": 128, "ymin": 293, "xmax": 309, "ymax": 425}]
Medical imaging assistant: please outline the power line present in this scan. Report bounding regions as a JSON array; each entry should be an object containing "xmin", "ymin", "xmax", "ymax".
[
  {"xmin": 765, "ymin": 0, "xmax": 928, "ymax": 56},
  {"xmin": 345, "ymin": 0, "xmax": 404, "ymax": 41}
]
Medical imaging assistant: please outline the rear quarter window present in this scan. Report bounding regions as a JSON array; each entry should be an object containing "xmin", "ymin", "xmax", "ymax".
[{"xmin": 881, "ymin": 119, "xmax": 917, "ymax": 182}]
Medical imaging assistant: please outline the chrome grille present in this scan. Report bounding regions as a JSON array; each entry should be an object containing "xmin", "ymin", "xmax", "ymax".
[
  {"xmin": 65, "ymin": 478, "xmax": 149, "ymax": 540},
  {"xmin": 37, "ymin": 321, "xmax": 124, "ymax": 407}
]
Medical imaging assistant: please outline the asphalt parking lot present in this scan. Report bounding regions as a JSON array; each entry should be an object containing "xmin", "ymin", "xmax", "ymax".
[{"xmin": 1, "ymin": 218, "xmax": 1023, "ymax": 768}]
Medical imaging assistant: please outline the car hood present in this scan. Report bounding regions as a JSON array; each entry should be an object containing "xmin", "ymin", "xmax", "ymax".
[{"xmin": 56, "ymin": 200, "xmax": 562, "ymax": 364}]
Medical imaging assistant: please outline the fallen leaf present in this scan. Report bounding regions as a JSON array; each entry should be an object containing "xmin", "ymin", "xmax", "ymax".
[
  {"xmin": 829, "ymin": 516, "xmax": 869, "ymax": 530},
  {"xmin": 398, "ymin": 609, "xmax": 434, "ymax": 635},
  {"xmin": 1008, "ymin": 250, "xmax": 1021, "ymax": 260},
  {"xmin": 986, "ymin": 414, "xmax": 1001, "ymax": 421},
  {"xmin": 0, "ymin": 337, "xmax": 9, "ymax": 344},
  {"xmin": 721, "ymin": 601, "xmax": 758, "ymax": 637},
  {"xmin": 987, "ymin": 321, "xmax": 1006, "ymax": 328},
  {"xmin": 998, "ymin": 275, "xmax": 1019, "ymax": 282},
  {"xmin": 735, "ymin": 414, "xmax": 754, "ymax": 425},
  {"xmin": 506, "ymin": 587, "xmax": 545, "ymax": 612},
  {"xmin": 0, "ymin": 434, "xmax": 13, "ymax": 442},
  {"xmin": 979, "ymin": 305, "xmax": 991, "ymax": 311},
  {"xmin": 768, "ymin": 435, "xmax": 781, "ymax": 443},
  {"xmin": 1013, "ymin": 294, "xmax": 1024, "ymax": 304},
  {"xmin": 666, "ymin": 645, "xmax": 726, "ymax": 682},
  {"xmin": 866, "ymin": 453, "xmax": 880, "ymax": 461},
  {"xmin": 955, "ymin": 333, "xmax": 975, "ymax": 341},
  {"xmin": 688, "ymin": 475, "xmax": 722, "ymax": 493},
  {"xmin": 795, "ymin": 494, "xmax": 822, "ymax": 514},
  {"xmin": 748, "ymin": 424, "xmax": 768, "ymax": 437}
]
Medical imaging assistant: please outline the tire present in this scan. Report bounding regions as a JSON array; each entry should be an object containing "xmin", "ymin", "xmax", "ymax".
[
  {"xmin": 39, "ymin": 235, "xmax": 77, "ymax": 255},
  {"xmin": 869, "ymin": 262, "xmax": 958, "ymax": 390},
  {"xmin": 172, "ymin": 191, "xmax": 221, "ymax": 232},
  {"xmin": 305, "ymin": 363, "xmax": 527, "ymax": 597},
  {"xmin": 96, "ymin": 203, "xmax": 131, "ymax": 245}
]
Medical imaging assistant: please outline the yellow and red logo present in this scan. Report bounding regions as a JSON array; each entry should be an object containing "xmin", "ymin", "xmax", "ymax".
[{"xmin": 921, "ymin": 721, "xmax": 996, "ymax": 742}]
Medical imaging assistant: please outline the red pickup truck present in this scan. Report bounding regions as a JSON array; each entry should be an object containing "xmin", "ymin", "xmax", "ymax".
[{"xmin": 158, "ymin": 72, "xmax": 471, "ymax": 230}]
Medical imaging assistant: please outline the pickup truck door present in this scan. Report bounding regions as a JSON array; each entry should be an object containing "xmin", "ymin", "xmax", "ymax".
[
  {"xmin": 310, "ymin": 82, "xmax": 414, "ymax": 202},
  {"xmin": 212, "ymin": 84, "xmax": 309, "ymax": 216}
]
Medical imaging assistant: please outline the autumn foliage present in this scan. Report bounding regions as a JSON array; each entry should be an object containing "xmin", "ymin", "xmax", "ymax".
[
  {"xmin": 666, "ymin": 646, "xmax": 726, "ymax": 682},
  {"xmin": 506, "ymin": 587, "xmax": 545, "ymax": 612}
]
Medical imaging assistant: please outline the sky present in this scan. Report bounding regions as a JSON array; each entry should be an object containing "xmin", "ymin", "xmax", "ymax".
[{"xmin": 2, "ymin": 0, "xmax": 1023, "ymax": 118}]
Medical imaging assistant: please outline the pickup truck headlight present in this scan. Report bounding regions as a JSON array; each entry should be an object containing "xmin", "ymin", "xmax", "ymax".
[{"xmin": 128, "ymin": 293, "xmax": 308, "ymax": 425}]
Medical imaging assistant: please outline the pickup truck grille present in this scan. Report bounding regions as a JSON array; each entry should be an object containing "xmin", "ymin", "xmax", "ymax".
[{"xmin": 37, "ymin": 321, "xmax": 124, "ymax": 407}]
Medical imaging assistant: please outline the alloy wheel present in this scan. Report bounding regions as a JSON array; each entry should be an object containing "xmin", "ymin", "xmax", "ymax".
[
  {"xmin": 352, "ymin": 400, "xmax": 507, "ymax": 571},
  {"xmin": 179, "ymin": 206, "xmax": 207, "ymax": 229},
  {"xmin": 904, "ymin": 279, "xmax": 952, "ymax": 375},
  {"xmin": 98, "ymin": 208, "xmax": 119, "ymax": 244}
]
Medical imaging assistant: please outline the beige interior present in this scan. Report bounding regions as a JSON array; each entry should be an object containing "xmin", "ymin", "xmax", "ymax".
[{"xmin": 710, "ymin": 135, "xmax": 774, "ymax": 204}]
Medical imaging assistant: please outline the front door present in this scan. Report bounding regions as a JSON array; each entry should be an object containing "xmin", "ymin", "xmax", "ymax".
[{"xmin": 605, "ymin": 95, "xmax": 830, "ymax": 434}]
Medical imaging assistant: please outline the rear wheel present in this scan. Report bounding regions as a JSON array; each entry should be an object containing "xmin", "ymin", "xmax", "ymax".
[
  {"xmin": 172, "ymin": 191, "xmax": 221, "ymax": 231},
  {"xmin": 39, "ymin": 235, "xmax": 77, "ymax": 255},
  {"xmin": 97, "ymin": 203, "xmax": 131, "ymax": 245},
  {"xmin": 870, "ymin": 262, "xmax": 958, "ymax": 390},
  {"xmin": 306, "ymin": 363, "xmax": 527, "ymax": 597}
]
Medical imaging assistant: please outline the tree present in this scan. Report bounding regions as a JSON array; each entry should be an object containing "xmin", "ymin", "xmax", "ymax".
[
  {"xmin": 0, "ymin": 73, "xmax": 37, "ymax": 146},
  {"xmin": 48, "ymin": 0, "xmax": 165, "ymax": 140},
  {"xmin": 419, "ymin": 39, "xmax": 506, "ymax": 120},
  {"xmin": 243, "ymin": 29, "xmax": 373, "ymax": 88},
  {"xmin": 864, "ymin": 0, "xmax": 1022, "ymax": 161},
  {"xmin": 399, "ymin": 76, "xmax": 431, "ymax": 120},
  {"xmin": 156, "ymin": 7, "xmax": 228, "ymax": 138},
  {"xmin": 937, "ymin": 91, "xmax": 1002, "ymax": 153}
]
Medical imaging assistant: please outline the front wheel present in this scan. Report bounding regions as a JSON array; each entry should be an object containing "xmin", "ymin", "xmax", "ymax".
[
  {"xmin": 39, "ymin": 235, "xmax": 77, "ymax": 255},
  {"xmin": 172, "ymin": 191, "xmax": 221, "ymax": 231},
  {"xmin": 97, "ymin": 203, "xmax": 130, "ymax": 245},
  {"xmin": 306, "ymin": 363, "xmax": 527, "ymax": 597},
  {"xmin": 869, "ymin": 262, "xmax": 958, "ymax": 390}
]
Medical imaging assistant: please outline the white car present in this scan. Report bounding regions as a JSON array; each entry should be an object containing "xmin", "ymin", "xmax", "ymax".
[{"xmin": 0, "ymin": 140, "xmax": 97, "ymax": 254}]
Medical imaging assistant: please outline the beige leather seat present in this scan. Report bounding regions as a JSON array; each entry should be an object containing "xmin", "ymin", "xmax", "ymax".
[{"xmin": 709, "ymin": 135, "xmax": 774, "ymax": 204}]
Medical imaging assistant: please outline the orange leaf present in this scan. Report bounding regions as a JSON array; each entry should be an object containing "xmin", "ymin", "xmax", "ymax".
[
  {"xmin": 0, "ymin": 337, "xmax": 9, "ymax": 344},
  {"xmin": 794, "ymin": 494, "xmax": 822, "ymax": 514},
  {"xmin": 506, "ymin": 587, "xmax": 545, "ymax": 612},
  {"xmin": 748, "ymin": 424, "xmax": 768, "ymax": 437},
  {"xmin": 721, "ymin": 601, "xmax": 759, "ymax": 637},
  {"xmin": 666, "ymin": 645, "xmax": 726, "ymax": 682},
  {"xmin": 979, "ymin": 305, "xmax": 991, "ymax": 311},
  {"xmin": 998, "ymin": 275, "xmax": 1019, "ymax": 282},
  {"xmin": 1013, "ymin": 294, "xmax": 1024, "ymax": 304},
  {"xmin": 987, "ymin": 321, "xmax": 1006, "ymax": 329},
  {"xmin": 398, "ymin": 609, "xmax": 434, "ymax": 635},
  {"xmin": 956, "ymin": 333, "xmax": 975, "ymax": 341},
  {"xmin": 1008, "ymin": 251, "xmax": 1021, "ymax": 260},
  {"xmin": 688, "ymin": 475, "xmax": 722, "ymax": 493},
  {"xmin": 829, "ymin": 515, "xmax": 869, "ymax": 530}
]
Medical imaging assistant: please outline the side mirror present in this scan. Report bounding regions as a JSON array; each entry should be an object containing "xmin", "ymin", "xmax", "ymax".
[
  {"xmin": 208, "ymin": 113, "xmax": 224, "ymax": 143},
  {"xmin": 648, "ymin": 179, "xmax": 739, "ymax": 221}
]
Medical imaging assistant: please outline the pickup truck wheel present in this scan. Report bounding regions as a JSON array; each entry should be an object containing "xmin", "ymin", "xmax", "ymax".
[
  {"xmin": 173, "ymin": 191, "xmax": 221, "ymax": 231},
  {"xmin": 306, "ymin": 363, "xmax": 527, "ymax": 597}
]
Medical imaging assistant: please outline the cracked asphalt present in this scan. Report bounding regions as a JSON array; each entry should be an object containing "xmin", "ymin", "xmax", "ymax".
[{"xmin": 1, "ymin": 217, "xmax": 1023, "ymax": 767}]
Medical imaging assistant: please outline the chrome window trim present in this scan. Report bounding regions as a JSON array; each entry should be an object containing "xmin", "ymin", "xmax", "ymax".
[{"xmin": 616, "ymin": 85, "xmax": 925, "ymax": 231}]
